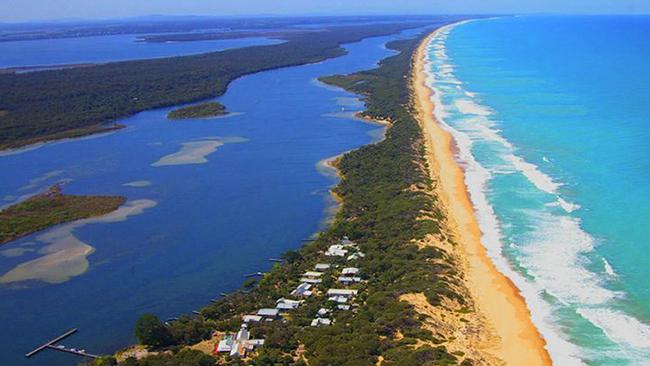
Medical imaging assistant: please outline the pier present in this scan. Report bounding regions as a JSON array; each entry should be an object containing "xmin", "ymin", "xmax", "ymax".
[{"xmin": 26, "ymin": 328, "xmax": 98, "ymax": 360}]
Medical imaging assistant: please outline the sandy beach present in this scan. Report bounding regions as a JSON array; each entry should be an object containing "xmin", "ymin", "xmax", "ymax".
[{"xmin": 412, "ymin": 27, "xmax": 553, "ymax": 365}]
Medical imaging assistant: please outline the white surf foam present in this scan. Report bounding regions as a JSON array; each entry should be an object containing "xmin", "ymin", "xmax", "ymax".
[
  {"xmin": 455, "ymin": 99, "xmax": 493, "ymax": 116},
  {"xmin": 504, "ymin": 154, "xmax": 560, "ymax": 194},
  {"xmin": 425, "ymin": 21, "xmax": 587, "ymax": 365},
  {"xmin": 426, "ymin": 20, "xmax": 650, "ymax": 365},
  {"xmin": 602, "ymin": 258, "xmax": 616, "ymax": 277},
  {"xmin": 577, "ymin": 308, "xmax": 650, "ymax": 351},
  {"xmin": 557, "ymin": 197, "xmax": 581, "ymax": 213}
]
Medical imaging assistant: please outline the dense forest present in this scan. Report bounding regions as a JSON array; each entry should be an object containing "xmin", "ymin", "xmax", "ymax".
[
  {"xmin": 0, "ymin": 21, "xmax": 442, "ymax": 149},
  {"xmin": 85, "ymin": 19, "xmax": 479, "ymax": 366}
]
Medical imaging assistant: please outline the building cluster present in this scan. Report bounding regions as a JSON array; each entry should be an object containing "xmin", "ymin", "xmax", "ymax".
[{"xmin": 216, "ymin": 236, "xmax": 366, "ymax": 357}]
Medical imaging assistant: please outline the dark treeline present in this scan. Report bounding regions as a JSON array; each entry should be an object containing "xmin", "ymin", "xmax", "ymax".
[
  {"xmin": 0, "ymin": 15, "xmax": 447, "ymax": 42},
  {"xmin": 0, "ymin": 20, "xmax": 444, "ymax": 149},
  {"xmin": 89, "ymin": 17, "xmax": 478, "ymax": 366}
]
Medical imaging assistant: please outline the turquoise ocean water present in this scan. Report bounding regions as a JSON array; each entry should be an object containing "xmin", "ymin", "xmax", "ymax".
[{"xmin": 426, "ymin": 16, "xmax": 650, "ymax": 365}]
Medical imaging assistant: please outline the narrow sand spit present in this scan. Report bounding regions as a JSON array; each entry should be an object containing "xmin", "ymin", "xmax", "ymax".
[{"xmin": 412, "ymin": 28, "xmax": 552, "ymax": 365}]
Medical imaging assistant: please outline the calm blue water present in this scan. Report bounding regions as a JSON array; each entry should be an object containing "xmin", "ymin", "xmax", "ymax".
[
  {"xmin": 0, "ymin": 34, "xmax": 282, "ymax": 68},
  {"xmin": 0, "ymin": 25, "xmax": 432, "ymax": 365},
  {"xmin": 427, "ymin": 16, "xmax": 650, "ymax": 365}
]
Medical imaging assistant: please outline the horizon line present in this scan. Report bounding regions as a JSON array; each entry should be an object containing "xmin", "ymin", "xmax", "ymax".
[{"xmin": 2, "ymin": 12, "xmax": 649, "ymax": 24}]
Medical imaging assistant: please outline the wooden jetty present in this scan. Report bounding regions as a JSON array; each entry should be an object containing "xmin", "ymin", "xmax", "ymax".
[
  {"xmin": 26, "ymin": 328, "xmax": 98, "ymax": 359},
  {"xmin": 268, "ymin": 258, "xmax": 283, "ymax": 263}
]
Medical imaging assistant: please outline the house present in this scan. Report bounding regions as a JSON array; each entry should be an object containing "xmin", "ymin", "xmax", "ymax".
[
  {"xmin": 303, "ymin": 271, "xmax": 323, "ymax": 278},
  {"xmin": 337, "ymin": 304, "xmax": 351, "ymax": 311},
  {"xmin": 291, "ymin": 282, "xmax": 313, "ymax": 297},
  {"xmin": 325, "ymin": 244, "xmax": 348, "ymax": 257},
  {"xmin": 276, "ymin": 298, "xmax": 301, "ymax": 311},
  {"xmin": 310, "ymin": 317, "xmax": 332, "ymax": 327},
  {"xmin": 218, "ymin": 324, "xmax": 265, "ymax": 357},
  {"xmin": 338, "ymin": 276, "xmax": 362, "ymax": 284},
  {"xmin": 217, "ymin": 334, "xmax": 235, "ymax": 353},
  {"xmin": 257, "ymin": 308, "xmax": 280, "ymax": 321},
  {"xmin": 327, "ymin": 289, "xmax": 358, "ymax": 297},
  {"xmin": 340, "ymin": 236, "xmax": 357, "ymax": 247},
  {"xmin": 327, "ymin": 289, "xmax": 358, "ymax": 303},
  {"xmin": 328, "ymin": 295, "xmax": 349, "ymax": 303},
  {"xmin": 342, "ymin": 267, "xmax": 360, "ymax": 275},
  {"xmin": 347, "ymin": 252, "xmax": 365, "ymax": 261},
  {"xmin": 317, "ymin": 308, "xmax": 330, "ymax": 317},
  {"xmin": 242, "ymin": 315, "xmax": 262, "ymax": 323},
  {"xmin": 299, "ymin": 277, "xmax": 322, "ymax": 284},
  {"xmin": 314, "ymin": 263, "xmax": 331, "ymax": 271}
]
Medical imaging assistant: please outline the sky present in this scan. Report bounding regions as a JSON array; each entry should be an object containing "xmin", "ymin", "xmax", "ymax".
[{"xmin": 2, "ymin": 0, "xmax": 650, "ymax": 22}]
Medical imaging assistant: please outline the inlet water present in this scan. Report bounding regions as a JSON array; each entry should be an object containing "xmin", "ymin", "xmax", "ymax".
[{"xmin": 0, "ymin": 25, "xmax": 432, "ymax": 365}]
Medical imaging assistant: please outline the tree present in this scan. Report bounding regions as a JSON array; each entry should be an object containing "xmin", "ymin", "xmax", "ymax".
[{"xmin": 134, "ymin": 313, "xmax": 172, "ymax": 348}]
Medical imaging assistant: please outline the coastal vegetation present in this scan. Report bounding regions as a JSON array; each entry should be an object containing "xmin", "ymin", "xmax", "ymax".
[
  {"xmin": 0, "ymin": 185, "xmax": 125, "ymax": 245},
  {"xmin": 168, "ymin": 102, "xmax": 227, "ymax": 120},
  {"xmin": 0, "ymin": 21, "xmax": 438, "ymax": 150},
  {"xmin": 94, "ymin": 20, "xmax": 482, "ymax": 366}
]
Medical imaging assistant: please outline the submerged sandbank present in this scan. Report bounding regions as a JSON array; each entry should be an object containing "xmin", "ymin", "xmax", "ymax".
[
  {"xmin": 413, "ymin": 27, "xmax": 552, "ymax": 365},
  {"xmin": 0, "ymin": 199, "xmax": 157, "ymax": 284}
]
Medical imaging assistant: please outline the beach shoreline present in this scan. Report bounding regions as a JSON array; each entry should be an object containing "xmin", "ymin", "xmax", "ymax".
[{"xmin": 412, "ymin": 26, "xmax": 552, "ymax": 365}]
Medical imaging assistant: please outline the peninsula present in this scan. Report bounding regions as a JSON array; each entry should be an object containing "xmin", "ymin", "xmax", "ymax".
[
  {"xmin": 0, "ymin": 21, "xmax": 438, "ymax": 150},
  {"xmin": 83, "ymin": 21, "xmax": 548, "ymax": 366},
  {"xmin": 0, "ymin": 185, "xmax": 125, "ymax": 245}
]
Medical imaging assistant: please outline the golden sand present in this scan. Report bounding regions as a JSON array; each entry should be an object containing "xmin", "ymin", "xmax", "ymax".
[{"xmin": 412, "ymin": 28, "xmax": 552, "ymax": 366}]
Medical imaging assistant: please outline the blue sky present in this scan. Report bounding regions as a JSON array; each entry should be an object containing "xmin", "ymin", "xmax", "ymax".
[{"xmin": 3, "ymin": 0, "xmax": 650, "ymax": 22}]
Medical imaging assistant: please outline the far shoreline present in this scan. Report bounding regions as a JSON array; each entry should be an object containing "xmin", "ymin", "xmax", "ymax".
[{"xmin": 412, "ymin": 25, "xmax": 553, "ymax": 365}]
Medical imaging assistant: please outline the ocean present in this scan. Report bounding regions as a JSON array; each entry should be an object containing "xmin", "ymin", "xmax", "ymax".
[
  {"xmin": 0, "ymin": 25, "xmax": 432, "ymax": 365},
  {"xmin": 426, "ymin": 16, "xmax": 650, "ymax": 365}
]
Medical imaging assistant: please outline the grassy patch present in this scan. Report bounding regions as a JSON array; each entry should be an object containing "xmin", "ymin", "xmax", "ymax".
[
  {"xmin": 0, "ymin": 185, "xmax": 125, "ymax": 245},
  {"xmin": 168, "ymin": 102, "xmax": 227, "ymax": 120}
]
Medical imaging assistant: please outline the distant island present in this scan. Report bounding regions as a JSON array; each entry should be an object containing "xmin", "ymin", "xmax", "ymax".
[
  {"xmin": 167, "ymin": 102, "xmax": 227, "ymax": 120},
  {"xmin": 0, "ymin": 185, "xmax": 125, "ymax": 245}
]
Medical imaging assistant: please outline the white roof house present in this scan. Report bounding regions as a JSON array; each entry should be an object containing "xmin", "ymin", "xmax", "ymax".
[
  {"xmin": 314, "ymin": 263, "xmax": 331, "ymax": 271},
  {"xmin": 342, "ymin": 267, "xmax": 360, "ymax": 275},
  {"xmin": 217, "ymin": 334, "xmax": 235, "ymax": 353},
  {"xmin": 242, "ymin": 315, "xmax": 262, "ymax": 323},
  {"xmin": 276, "ymin": 298, "xmax": 301, "ymax": 306},
  {"xmin": 337, "ymin": 304, "xmax": 351, "ymax": 311},
  {"xmin": 347, "ymin": 252, "xmax": 365, "ymax": 261},
  {"xmin": 275, "ymin": 299, "xmax": 301, "ymax": 311},
  {"xmin": 310, "ymin": 317, "xmax": 332, "ymax": 327},
  {"xmin": 299, "ymin": 277, "xmax": 323, "ymax": 284},
  {"xmin": 257, "ymin": 308, "xmax": 280, "ymax": 318},
  {"xmin": 328, "ymin": 295, "xmax": 349, "ymax": 303},
  {"xmin": 327, "ymin": 289, "xmax": 358, "ymax": 296},
  {"xmin": 325, "ymin": 244, "xmax": 348, "ymax": 257},
  {"xmin": 317, "ymin": 308, "xmax": 330, "ymax": 317},
  {"xmin": 338, "ymin": 276, "xmax": 362, "ymax": 284},
  {"xmin": 220, "ymin": 324, "xmax": 265, "ymax": 357},
  {"xmin": 303, "ymin": 271, "xmax": 323, "ymax": 277},
  {"xmin": 291, "ymin": 282, "xmax": 313, "ymax": 297}
]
